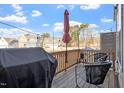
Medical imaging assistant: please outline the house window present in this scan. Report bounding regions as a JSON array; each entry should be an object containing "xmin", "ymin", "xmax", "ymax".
[
  {"xmin": 24, "ymin": 44, "xmax": 26, "ymax": 47},
  {"xmin": 27, "ymin": 38, "xmax": 30, "ymax": 42}
]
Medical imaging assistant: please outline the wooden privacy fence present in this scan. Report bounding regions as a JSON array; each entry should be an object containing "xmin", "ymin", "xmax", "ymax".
[{"xmin": 51, "ymin": 49, "xmax": 116, "ymax": 74}]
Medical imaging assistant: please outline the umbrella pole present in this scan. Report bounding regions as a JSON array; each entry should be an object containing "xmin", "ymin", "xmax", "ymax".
[{"xmin": 65, "ymin": 43, "xmax": 68, "ymax": 71}]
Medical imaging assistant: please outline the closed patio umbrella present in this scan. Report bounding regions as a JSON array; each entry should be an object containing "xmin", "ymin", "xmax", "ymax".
[{"xmin": 62, "ymin": 9, "xmax": 71, "ymax": 70}]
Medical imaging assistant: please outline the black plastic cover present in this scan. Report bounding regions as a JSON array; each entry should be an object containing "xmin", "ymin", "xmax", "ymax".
[
  {"xmin": 84, "ymin": 62, "xmax": 111, "ymax": 85},
  {"xmin": 0, "ymin": 47, "xmax": 57, "ymax": 88}
]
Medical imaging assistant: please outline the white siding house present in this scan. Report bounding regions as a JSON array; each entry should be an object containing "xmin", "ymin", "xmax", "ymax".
[
  {"xmin": 0, "ymin": 37, "xmax": 9, "ymax": 48},
  {"xmin": 0, "ymin": 37, "xmax": 18, "ymax": 48},
  {"xmin": 18, "ymin": 34, "xmax": 37, "ymax": 48}
]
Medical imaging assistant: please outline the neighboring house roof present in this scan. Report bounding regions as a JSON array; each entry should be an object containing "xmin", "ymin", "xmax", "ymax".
[
  {"xmin": 4, "ymin": 38, "xmax": 17, "ymax": 43},
  {"xmin": 9, "ymin": 40, "xmax": 18, "ymax": 45},
  {"xmin": 23, "ymin": 34, "xmax": 36, "ymax": 39},
  {"xmin": 0, "ymin": 37, "xmax": 18, "ymax": 45},
  {"xmin": 0, "ymin": 37, "xmax": 8, "ymax": 45},
  {"xmin": 18, "ymin": 34, "xmax": 37, "ymax": 42}
]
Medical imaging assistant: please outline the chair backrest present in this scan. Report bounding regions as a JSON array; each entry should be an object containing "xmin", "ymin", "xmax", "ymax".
[
  {"xmin": 84, "ymin": 62, "xmax": 111, "ymax": 85},
  {"xmin": 94, "ymin": 53, "xmax": 108, "ymax": 62},
  {"xmin": 80, "ymin": 53, "xmax": 84, "ymax": 59}
]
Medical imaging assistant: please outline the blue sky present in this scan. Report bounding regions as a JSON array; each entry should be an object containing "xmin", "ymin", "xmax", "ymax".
[{"xmin": 0, "ymin": 4, "xmax": 115, "ymax": 38}]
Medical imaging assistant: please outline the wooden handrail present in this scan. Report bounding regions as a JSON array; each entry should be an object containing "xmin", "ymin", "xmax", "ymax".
[{"xmin": 51, "ymin": 49, "xmax": 116, "ymax": 74}]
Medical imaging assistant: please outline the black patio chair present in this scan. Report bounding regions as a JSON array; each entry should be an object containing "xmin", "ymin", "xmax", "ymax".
[
  {"xmin": 79, "ymin": 52, "xmax": 108, "ymax": 64},
  {"xmin": 80, "ymin": 53, "xmax": 84, "ymax": 59},
  {"xmin": 75, "ymin": 61, "xmax": 112, "ymax": 88},
  {"xmin": 84, "ymin": 62, "xmax": 112, "ymax": 86},
  {"xmin": 78, "ymin": 53, "xmax": 86, "ymax": 63},
  {"xmin": 94, "ymin": 53, "xmax": 108, "ymax": 62}
]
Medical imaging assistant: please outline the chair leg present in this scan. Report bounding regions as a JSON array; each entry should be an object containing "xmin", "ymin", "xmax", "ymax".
[
  {"xmin": 75, "ymin": 62, "xmax": 86, "ymax": 88},
  {"xmin": 75, "ymin": 64, "xmax": 80, "ymax": 88},
  {"xmin": 75, "ymin": 84, "xmax": 80, "ymax": 88}
]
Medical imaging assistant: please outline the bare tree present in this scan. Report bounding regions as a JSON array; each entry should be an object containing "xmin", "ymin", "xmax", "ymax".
[{"xmin": 40, "ymin": 32, "xmax": 50, "ymax": 48}]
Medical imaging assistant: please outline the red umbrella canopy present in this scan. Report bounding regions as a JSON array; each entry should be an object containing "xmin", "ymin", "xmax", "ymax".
[{"xmin": 62, "ymin": 9, "xmax": 71, "ymax": 43}]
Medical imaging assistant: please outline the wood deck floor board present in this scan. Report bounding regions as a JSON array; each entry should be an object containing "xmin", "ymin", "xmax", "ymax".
[
  {"xmin": 52, "ymin": 64, "xmax": 119, "ymax": 88},
  {"xmin": 114, "ymin": 73, "xmax": 120, "ymax": 88},
  {"xmin": 52, "ymin": 74, "xmax": 73, "ymax": 88},
  {"xmin": 108, "ymin": 71, "xmax": 115, "ymax": 88},
  {"xmin": 63, "ymin": 77, "xmax": 75, "ymax": 88},
  {"xmin": 57, "ymin": 72, "xmax": 75, "ymax": 88},
  {"xmin": 52, "ymin": 66, "xmax": 76, "ymax": 88},
  {"xmin": 102, "ymin": 71, "xmax": 110, "ymax": 88}
]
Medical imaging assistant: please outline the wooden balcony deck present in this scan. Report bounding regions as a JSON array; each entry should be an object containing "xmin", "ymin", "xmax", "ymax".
[
  {"xmin": 51, "ymin": 49, "xmax": 119, "ymax": 88},
  {"xmin": 52, "ymin": 64, "xmax": 120, "ymax": 88}
]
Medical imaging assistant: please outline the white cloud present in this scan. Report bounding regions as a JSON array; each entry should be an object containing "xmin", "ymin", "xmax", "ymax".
[
  {"xmin": 100, "ymin": 29, "xmax": 111, "ymax": 33},
  {"xmin": 0, "ymin": 28, "xmax": 34, "ymax": 38},
  {"xmin": 0, "ymin": 15, "xmax": 28, "ymax": 24},
  {"xmin": 15, "ymin": 11, "xmax": 24, "ymax": 16},
  {"xmin": 69, "ymin": 21, "xmax": 82, "ymax": 26},
  {"xmin": 69, "ymin": 21, "xmax": 98, "ymax": 29},
  {"xmin": 101, "ymin": 17, "xmax": 113, "ymax": 23},
  {"xmin": 19, "ymin": 28, "xmax": 33, "ymax": 33},
  {"xmin": 87, "ymin": 29, "xmax": 112, "ymax": 37},
  {"xmin": 89, "ymin": 24, "xmax": 99, "ymax": 28},
  {"xmin": 53, "ymin": 20, "xmax": 100, "ymax": 34},
  {"xmin": 31, "ymin": 10, "xmax": 42, "ymax": 17},
  {"xmin": 80, "ymin": 4, "xmax": 101, "ymax": 10},
  {"xmin": 68, "ymin": 5, "xmax": 75, "ymax": 10},
  {"xmin": 53, "ymin": 21, "xmax": 99, "ymax": 32},
  {"xmin": 57, "ymin": 5, "xmax": 75, "ymax": 10},
  {"xmin": 57, "ymin": 5, "xmax": 65, "ymax": 9},
  {"xmin": 53, "ymin": 22, "xmax": 63, "ymax": 32},
  {"xmin": 11, "ymin": 4, "xmax": 24, "ymax": 16},
  {"xmin": 11, "ymin": 4, "xmax": 22, "ymax": 12},
  {"xmin": 0, "ymin": 4, "xmax": 27, "ymax": 24},
  {"xmin": 53, "ymin": 21, "xmax": 82, "ymax": 32},
  {"xmin": 42, "ymin": 24, "xmax": 50, "ymax": 27}
]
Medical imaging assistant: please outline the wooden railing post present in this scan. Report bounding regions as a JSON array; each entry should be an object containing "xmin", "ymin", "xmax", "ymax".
[
  {"xmin": 112, "ymin": 51, "xmax": 116, "ymax": 71},
  {"xmin": 52, "ymin": 49, "xmax": 116, "ymax": 74}
]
